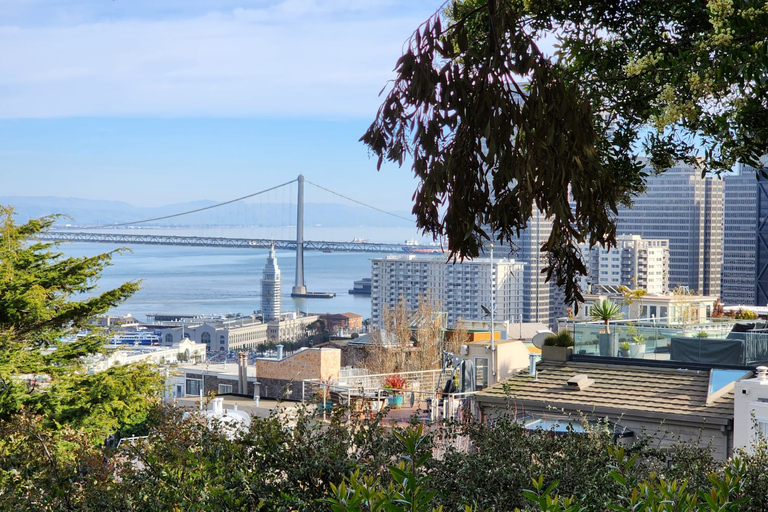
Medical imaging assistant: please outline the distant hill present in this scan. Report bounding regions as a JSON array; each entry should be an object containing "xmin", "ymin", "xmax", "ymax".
[{"xmin": 0, "ymin": 196, "xmax": 414, "ymax": 228}]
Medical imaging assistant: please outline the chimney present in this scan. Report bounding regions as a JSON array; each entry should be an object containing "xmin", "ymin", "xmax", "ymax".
[
  {"xmin": 757, "ymin": 366, "xmax": 768, "ymax": 383},
  {"xmin": 210, "ymin": 397, "xmax": 224, "ymax": 415},
  {"xmin": 238, "ymin": 352, "xmax": 248, "ymax": 394},
  {"xmin": 528, "ymin": 354, "xmax": 537, "ymax": 377},
  {"xmin": 276, "ymin": 344, "xmax": 284, "ymax": 360}
]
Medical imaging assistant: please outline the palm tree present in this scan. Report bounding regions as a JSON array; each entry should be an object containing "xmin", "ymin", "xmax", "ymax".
[{"xmin": 589, "ymin": 299, "xmax": 624, "ymax": 334}]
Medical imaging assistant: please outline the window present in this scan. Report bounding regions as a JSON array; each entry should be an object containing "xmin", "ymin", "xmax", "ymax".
[
  {"xmin": 201, "ymin": 332, "xmax": 211, "ymax": 344},
  {"xmin": 165, "ymin": 333, "xmax": 173, "ymax": 344},
  {"xmin": 186, "ymin": 379, "xmax": 203, "ymax": 396},
  {"xmin": 218, "ymin": 384, "xmax": 233, "ymax": 394},
  {"xmin": 756, "ymin": 418, "xmax": 768, "ymax": 441},
  {"xmin": 475, "ymin": 357, "xmax": 489, "ymax": 391}
]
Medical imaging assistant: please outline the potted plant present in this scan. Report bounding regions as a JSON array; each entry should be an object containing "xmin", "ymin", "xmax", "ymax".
[
  {"xmin": 541, "ymin": 331, "xmax": 575, "ymax": 362},
  {"xmin": 619, "ymin": 342, "xmax": 631, "ymax": 358},
  {"xmin": 589, "ymin": 299, "xmax": 624, "ymax": 356},
  {"xmin": 382, "ymin": 374, "xmax": 407, "ymax": 408},
  {"xmin": 629, "ymin": 334, "xmax": 646, "ymax": 358}
]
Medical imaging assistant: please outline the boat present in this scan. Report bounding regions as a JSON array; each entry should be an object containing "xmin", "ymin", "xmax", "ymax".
[
  {"xmin": 348, "ymin": 278, "xmax": 372, "ymax": 296},
  {"xmin": 291, "ymin": 291, "xmax": 335, "ymax": 299}
]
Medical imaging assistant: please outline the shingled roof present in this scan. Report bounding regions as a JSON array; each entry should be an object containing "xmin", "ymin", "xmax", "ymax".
[{"xmin": 476, "ymin": 361, "xmax": 738, "ymax": 424}]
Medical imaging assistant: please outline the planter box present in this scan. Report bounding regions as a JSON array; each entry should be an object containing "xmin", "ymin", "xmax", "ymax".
[
  {"xmin": 599, "ymin": 333, "xmax": 619, "ymax": 357},
  {"xmin": 541, "ymin": 345, "xmax": 573, "ymax": 362}
]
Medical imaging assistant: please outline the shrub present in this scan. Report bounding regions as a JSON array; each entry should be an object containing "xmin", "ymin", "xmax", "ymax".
[{"xmin": 543, "ymin": 330, "xmax": 575, "ymax": 347}]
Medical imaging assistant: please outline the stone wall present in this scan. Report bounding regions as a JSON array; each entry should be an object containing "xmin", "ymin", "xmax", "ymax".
[{"xmin": 256, "ymin": 348, "xmax": 341, "ymax": 381}]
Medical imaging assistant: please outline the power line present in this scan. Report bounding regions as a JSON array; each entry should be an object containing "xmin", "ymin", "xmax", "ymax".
[
  {"xmin": 81, "ymin": 178, "xmax": 298, "ymax": 229},
  {"xmin": 304, "ymin": 179, "xmax": 414, "ymax": 224}
]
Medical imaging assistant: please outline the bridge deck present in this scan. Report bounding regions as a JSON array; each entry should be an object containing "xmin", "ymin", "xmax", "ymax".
[{"xmin": 39, "ymin": 231, "xmax": 446, "ymax": 255}]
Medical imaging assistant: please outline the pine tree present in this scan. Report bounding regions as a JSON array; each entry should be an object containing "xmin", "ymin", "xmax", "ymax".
[{"xmin": 0, "ymin": 206, "xmax": 163, "ymax": 437}]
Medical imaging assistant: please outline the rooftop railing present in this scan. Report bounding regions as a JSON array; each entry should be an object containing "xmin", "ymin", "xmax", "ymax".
[{"xmin": 566, "ymin": 318, "xmax": 768, "ymax": 368}]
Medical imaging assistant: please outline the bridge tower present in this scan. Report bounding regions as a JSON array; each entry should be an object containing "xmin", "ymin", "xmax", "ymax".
[{"xmin": 292, "ymin": 174, "xmax": 306, "ymax": 295}]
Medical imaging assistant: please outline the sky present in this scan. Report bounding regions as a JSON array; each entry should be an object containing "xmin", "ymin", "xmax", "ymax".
[{"xmin": 0, "ymin": 0, "xmax": 442, "ymax": 211}]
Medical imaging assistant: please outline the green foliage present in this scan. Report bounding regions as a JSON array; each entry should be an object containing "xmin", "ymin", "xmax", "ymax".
[
  {"xmin": 733, "ymin": 309, "xmax": 758, "ymax": 320},
  {"xmin": 323, "ymin": 424, "xmax": 444, "ymax": 512},
  {"xmin": 0, "ymin": 206, "xmax": 163, "ymax": 436},
  {"xmin": 362, "ymin": 0, "xmax": 768, "ymax": 307},
  {"xmin": 588, "ymin": 300, "xmax": 624, "ymax": 334},
  {"xmin": 4, "ymin": 398, "xmax": 768, "ymax": 512},
  {"xmin": 543, "ymin": 331, "xmax": 574, "ymax": 347}
]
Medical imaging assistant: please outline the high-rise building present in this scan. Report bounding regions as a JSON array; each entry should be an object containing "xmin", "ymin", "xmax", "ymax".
[
  {"xmin": 370, "ymin": 254, "xmax": 525, "ymax": 328},
  {"xmin": 584, "ymin": 234, "xmax": 670, "ymax": 294},
  {"xmin": 722, "ymin": 168, "xmax": 758, "ymax": 305},
  {"xmin": 616, "ymin": 162, "xmax": 724, "ymax": 296},
  {"xmin": 488, "ymin": 209, "xmax": 553, "ymax": 325},
  {"xmin": 754, "ymin": 161, "xmax": 768, "ymax": 306},
  {"xmin": 261, "ymin": 245, "xmax": 281, "ymax": 321}
]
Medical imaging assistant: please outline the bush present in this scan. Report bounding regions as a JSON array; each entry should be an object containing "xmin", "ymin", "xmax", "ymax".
[{"xmin": 543, "ymin": 330, "xmax": 575, "ymax": 347}]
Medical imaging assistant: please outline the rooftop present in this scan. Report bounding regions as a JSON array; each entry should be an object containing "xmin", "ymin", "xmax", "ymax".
[{"xmin": 476, "ymin": 361, "xmax": 740, "ymax": 424}]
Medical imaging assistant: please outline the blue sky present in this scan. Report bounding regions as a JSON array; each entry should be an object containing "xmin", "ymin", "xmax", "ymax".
[{"xmin": 0, "ymin": 0, "xmax": 442, "ymax": 211}]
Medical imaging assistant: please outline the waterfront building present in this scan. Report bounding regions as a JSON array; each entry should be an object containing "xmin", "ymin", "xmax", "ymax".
[
  {"xmin": 261, "ymin": 244, "xmax": 281, "ymax": 322},
  {"xmin": 722, "ymin": 168, "xmax": 759, "ymax": 305},
  {"xmin": 616, "ymin": 161, "xmax": 724, "ymax": 297},
  {"xmin": 370, "ymin": 254, "xmax": 525, "ymax": 328},
  {"xmin": 584, "ymin": 234, "xmax": 670, "ymax": 295},
  {"xmin": 156, "ymin": 313, "xmax": 320, "ymax": 352}
]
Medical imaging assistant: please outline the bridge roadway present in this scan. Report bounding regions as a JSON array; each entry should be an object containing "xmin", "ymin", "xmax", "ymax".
[{"xmin": 38, "ymin": 231, "xmax": 443, "ymax": 255}]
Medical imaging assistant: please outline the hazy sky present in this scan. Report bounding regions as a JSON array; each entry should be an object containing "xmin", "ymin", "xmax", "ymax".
[{"xmin": 0, "ymin": 0, "xmax": 441, "ymax": 211}]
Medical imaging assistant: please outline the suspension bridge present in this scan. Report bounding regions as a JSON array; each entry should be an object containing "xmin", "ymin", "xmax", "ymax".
[{"xmin": 39, "ymin": 175, "xmax": 444, "ymax": 297}]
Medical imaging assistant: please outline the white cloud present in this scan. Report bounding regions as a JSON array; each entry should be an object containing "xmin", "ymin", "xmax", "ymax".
[{"xmin": 0, "ymin": 1, "xmax": 437, "ymax": 118}]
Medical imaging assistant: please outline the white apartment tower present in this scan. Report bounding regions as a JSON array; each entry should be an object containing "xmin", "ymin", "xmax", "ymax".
[
  {"xmin": 261, "ymin": 245, "xmax": 281, "ymax": 322},
  {"xmin": 585, "ymin": 235, "xmax": 670, "ymax": 294},
  {"xmin": 370, "ymin": 255, "xmax": 525, "ymax": 328}
]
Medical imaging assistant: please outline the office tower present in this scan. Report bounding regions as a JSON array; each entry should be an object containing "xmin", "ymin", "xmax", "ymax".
[
  {"xmin": 261, "ymin": 245, "xmax": 282, "ymax": 321},
  {"xmin": 722, "ymin": 169, "xmax": 758, "ymax": 305},
  {"xmin": 616, "ymin": 162, "xmax": 724, "ymax": 296},
  {"xmin": 370, "ymin": 255, "xmax": 525, "ymax": 328}
]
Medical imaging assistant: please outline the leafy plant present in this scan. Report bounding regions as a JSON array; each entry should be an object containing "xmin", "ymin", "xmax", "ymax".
[
  {"xmin": 543, "ymin": 331, "xmax": 574, "ymax": 347},
  {"xmin": 588, "ymin": 300, "xmax": 624, "ymax": 334},
  {"xmin": 382, "ymin": 373, "xmax": 408, "ymax": 394}
]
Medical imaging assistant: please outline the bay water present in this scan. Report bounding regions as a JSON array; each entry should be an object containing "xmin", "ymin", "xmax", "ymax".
[{"xmin": 58, "ymin": 226, "xmax": 435, "ymax": 322}]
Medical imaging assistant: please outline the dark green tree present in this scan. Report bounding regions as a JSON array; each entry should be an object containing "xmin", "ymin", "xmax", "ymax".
[
  {"xmin": 0, "ymin": 206, "xmax": 163, "ymax": 436},
  {"xmin": 362, "ymin": 0, "xmax": 768, "ymax": 306}
]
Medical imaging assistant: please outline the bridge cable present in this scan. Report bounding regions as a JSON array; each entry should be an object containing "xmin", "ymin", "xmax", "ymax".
[
  {"xmin": 81, "ymin": 178, "xmax": 298, "ymax": 229},
  {"xmin": 304, "ymin": 179, "xmax": 414, "ymax": 224}
]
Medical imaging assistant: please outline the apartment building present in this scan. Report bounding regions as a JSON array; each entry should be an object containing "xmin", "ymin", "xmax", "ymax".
[
  {"xmin": 585, "ymin": 235, "xmax": 670, "ymax": 294},
  {"xmin": 370, "ymin": 254, "xmax": 525, "ymax": 328}
]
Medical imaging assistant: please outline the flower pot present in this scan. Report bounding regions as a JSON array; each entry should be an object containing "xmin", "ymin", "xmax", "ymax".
[
  {"xmin": 629, "ymin": 343, "xmax": 645, "ymax": 359},
  {"xmin": 387, "ymin": 395, "xmax": 404, "ymax": 408},
  {"xmin": 619, "ymin": 348, "xmax": 630, "ymax": 358},
  {"xmin": 541, "ymin": 345, "xmax": 573, "ymax": 362}
]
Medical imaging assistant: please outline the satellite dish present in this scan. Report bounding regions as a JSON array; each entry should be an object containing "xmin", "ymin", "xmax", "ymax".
[{"xmin": 531, "ymin": 330, "xmax": 555, "ymax": 350}]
